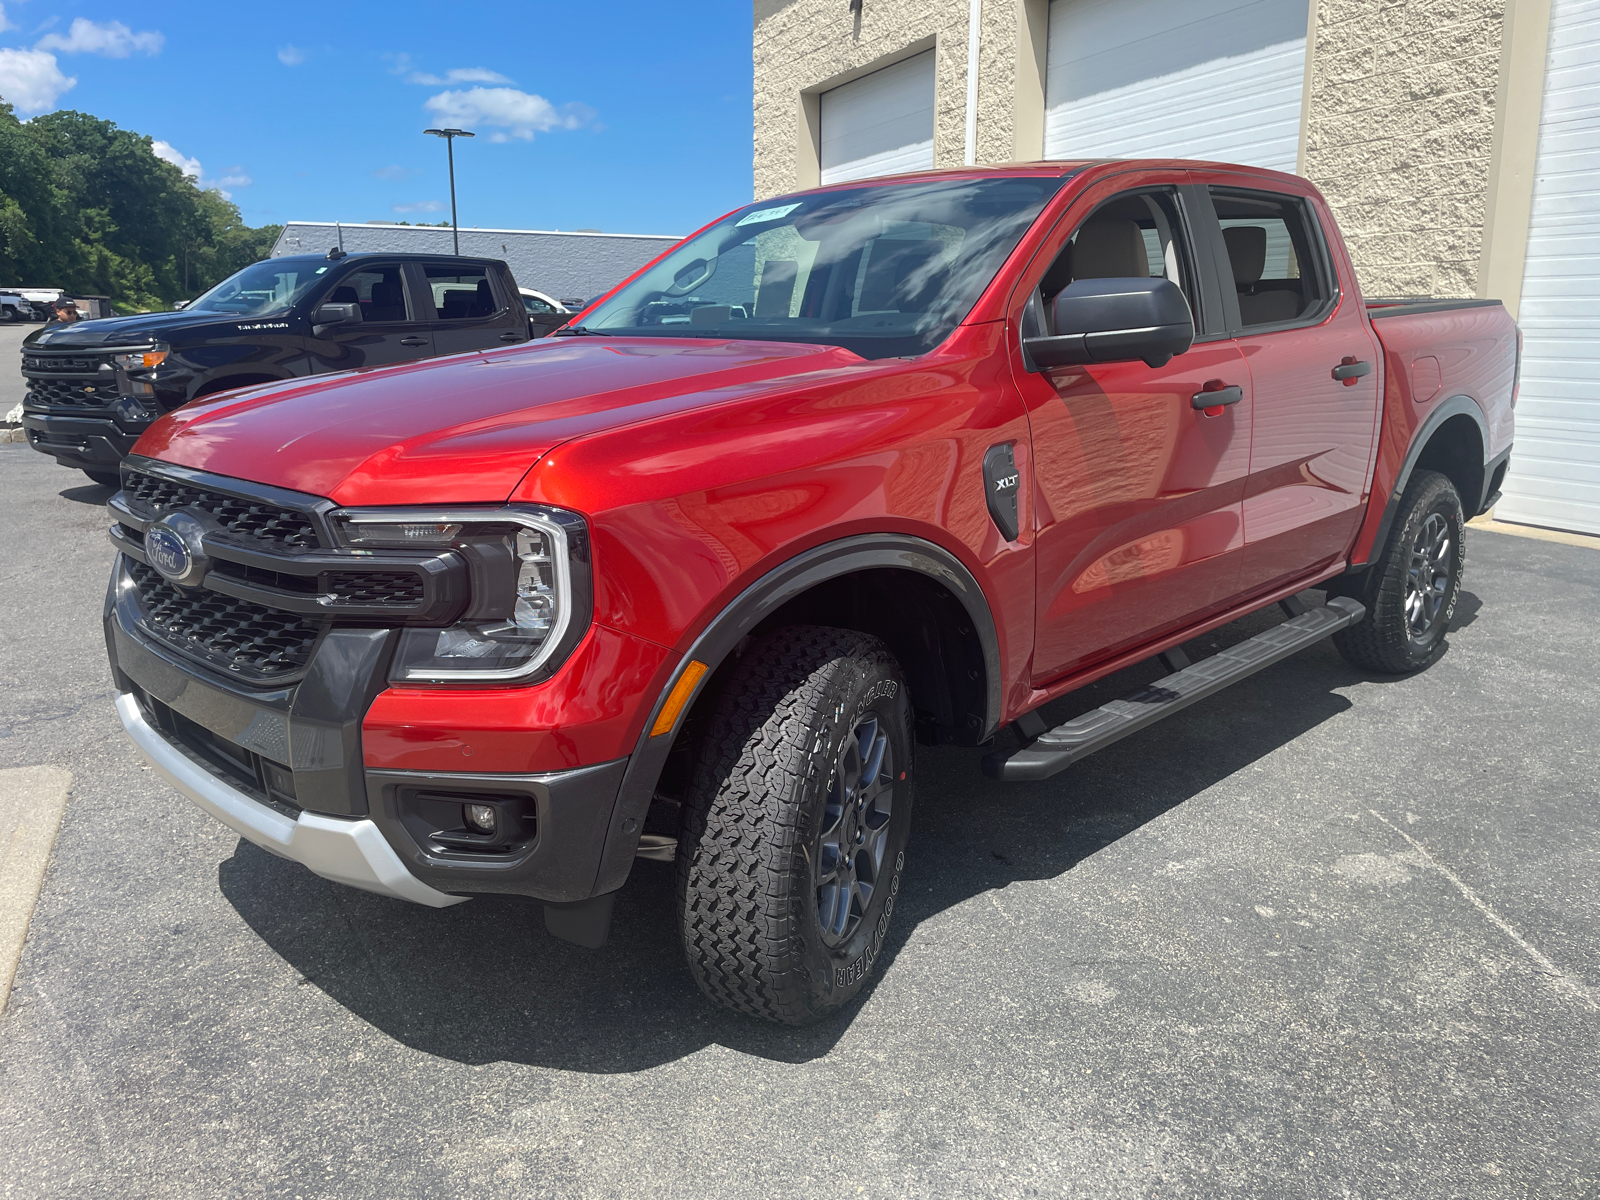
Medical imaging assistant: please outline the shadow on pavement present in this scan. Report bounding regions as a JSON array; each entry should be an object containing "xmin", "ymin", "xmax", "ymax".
[
  {"xmin": 59, "ymin": 481, "xmax": 115, "ymax": 505},
  {"xmin": 222, "ymin": 597, "xmax": 1366, "ymax": 1073}
]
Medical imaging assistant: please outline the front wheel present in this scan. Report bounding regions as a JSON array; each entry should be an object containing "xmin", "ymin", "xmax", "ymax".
[
  {"xmin": 1332, "ymin": 469, "xmax": 1465, "ymax": 673},
  {"xmin": 82, "ymin": 469, "xmax": 122, "ymax": 489},
  {"xmin": 676, "ymin": 626, "xmax": 915, "ymax": 1025}
]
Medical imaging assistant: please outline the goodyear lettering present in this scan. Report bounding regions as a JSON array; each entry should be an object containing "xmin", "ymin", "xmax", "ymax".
[
  {"xmin": 834, "ymin": 867, "xmax": 902, "ymax": 988},
  {"xmin": 860, "ymin": 679, "xmax": 899, "ymax": 706}
]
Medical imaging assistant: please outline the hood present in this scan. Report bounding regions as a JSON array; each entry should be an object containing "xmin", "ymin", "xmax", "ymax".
[
  {"xmin": 137, "ymin": 337, "xmax": 866, "ymax": 505},
  {"xmin": 23, "ymin": 308, "xmax": 252, "ymax": 348}
]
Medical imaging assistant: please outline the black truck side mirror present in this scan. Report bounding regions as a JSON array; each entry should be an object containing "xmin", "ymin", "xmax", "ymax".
[
  {"xmin": 1023, "ymin": 277, "xmax": 1194, "ymax": 371},
  {"xmin": 312, "ymin": 302, "xmax": 361, "ymax": 331}
]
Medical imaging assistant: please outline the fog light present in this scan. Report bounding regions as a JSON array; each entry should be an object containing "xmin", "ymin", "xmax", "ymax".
[{"xmin": 463, "ymin": 803, "xmax": 496, "ymax": 835}]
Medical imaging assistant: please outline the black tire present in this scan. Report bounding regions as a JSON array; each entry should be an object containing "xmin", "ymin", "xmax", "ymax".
[
  {"xmin": 1332, "ymin": 469, "xmax": 1465, "ymax": 673},
  {"xmin": 676, "ymin": 626, "xmax": 915, "ymax": 1025},
  {"xmin": 82, "ymin": 469, "xmax": 122, "ymax": 489}
]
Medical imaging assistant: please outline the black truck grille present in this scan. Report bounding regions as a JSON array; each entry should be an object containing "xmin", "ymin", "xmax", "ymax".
[
  {"xmin": 26, "ymin": 376, "xmax": 120, "ymax": 408},
  {"xmin": 128, "ymin": 560, "xmax": 324, "ymax": 680},
  {"xmin": 324, "ymin": 571, "xmax": 426, "ymax": 607},
  {"xmin": 124, "ymin": 470, "xmax": 321, "ymax": 550}
]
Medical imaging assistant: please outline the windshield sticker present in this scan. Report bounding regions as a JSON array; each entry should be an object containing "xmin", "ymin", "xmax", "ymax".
[{"xmin": 736, "ymin": 203, "xmax": 801, "ymax": 227}]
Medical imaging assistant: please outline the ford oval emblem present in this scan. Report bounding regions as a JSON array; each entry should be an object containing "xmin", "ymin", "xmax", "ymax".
[
  {"xmin": 146, "ymin": 527, "xmax": 190, "ymax": 579},
  {"xmin": 143, "ymin": 512, "xmax": 210, "ymax": 587}
]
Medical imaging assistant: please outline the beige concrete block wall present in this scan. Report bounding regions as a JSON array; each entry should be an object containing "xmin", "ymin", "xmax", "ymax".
[
  {"xmin": 753, "ymin": 0, "xmax": 1035, "ymax": 199},
  {"xmin": 1302, "ymin": 0, "xmax": 1507, "ymax": 298}
]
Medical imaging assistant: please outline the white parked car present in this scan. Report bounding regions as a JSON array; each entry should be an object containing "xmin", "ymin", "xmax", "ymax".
[{"xmin": 519, "ymin": 288, "xmax": 571, "ymax": 337}]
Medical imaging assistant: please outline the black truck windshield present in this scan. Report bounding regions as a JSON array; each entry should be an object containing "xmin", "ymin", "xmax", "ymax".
[
  {"xmin": 577, "ymin": 176, "xmax": 1064, "ymax": 359},
  {"xmin": 186, "ymin": 259, "xmax": 331, "ymax": 317}
]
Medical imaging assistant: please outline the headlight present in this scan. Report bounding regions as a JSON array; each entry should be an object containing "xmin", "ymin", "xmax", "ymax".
[
  {"xmin": 112, "ymin": 346, "xmax": 169, "ymax": 371},
  {"xmin": 330, "ymin": 506, "xmax": 590, "ymax": 684}
]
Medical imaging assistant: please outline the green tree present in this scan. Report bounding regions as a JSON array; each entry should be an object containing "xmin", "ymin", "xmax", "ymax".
[{"xmin": 0, "ymin": 102, "xmax": 282, "ymax": 311}]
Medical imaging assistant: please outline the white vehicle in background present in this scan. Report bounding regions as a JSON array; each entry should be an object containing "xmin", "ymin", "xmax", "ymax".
[
  {"xmin": 519, "ymin": 287, "xmax": 572, "ymax": 337},
  {"xmin": 1, "ymin": 287, "xmax": 65, "ymax": 321}
]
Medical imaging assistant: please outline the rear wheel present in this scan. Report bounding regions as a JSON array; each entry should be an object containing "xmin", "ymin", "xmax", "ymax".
[
  {"xmin": 676, "ymin": 626, "xmax": 914, "ymax": 1025},
  {"xmin": 1332, "ymin": 469, "xmax": 1465, "ymax": 673},
  {"xmin": 82, "ymin": 469, "xmax": 121, "ymax": 489}
]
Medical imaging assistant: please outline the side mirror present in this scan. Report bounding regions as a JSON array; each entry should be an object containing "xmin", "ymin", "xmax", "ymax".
[
  {"xmin": 1023, "ymin": 277, "xmax": 1194, "ymax": 371},
  {"xmin": 312, "ymin": 302, "xmax": 361, "ymax": 330}
]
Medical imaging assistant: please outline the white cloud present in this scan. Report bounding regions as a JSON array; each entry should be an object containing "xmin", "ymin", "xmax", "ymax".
[
  {"xmin": 0, "ymin": 48, "xmax": 76, "ymax": 113},
  {"xmin": 152, "ymin": 139, "xmax": 201, "ymax": 179},
  {"xmin": 393, "ymin": 201, "xmax": 445, "ymax": 213},
  {"xmin": 372, "ymin": 165, "xmax": 421, "ymax": 181},
  {"xmin": 152, "ymin": 141, "xmax": 250, "ymax": 199},
  {"xmin": 422, "ymin": 87, "xmax": 594, "ymax": 142},
  {"xmin": 407, "ymin": 66, "xmax": 513, "ymax": 86},
  {"xmin": 0, "ymin": 4, "xmax": 15, "ymax": 35},
  {"xmin": 37, "ymin": 18, "xmax": 164, "ymax": 58},
  {"xmin": 277, "ymin": 45, "xmax": 306, "ymax": 66}
]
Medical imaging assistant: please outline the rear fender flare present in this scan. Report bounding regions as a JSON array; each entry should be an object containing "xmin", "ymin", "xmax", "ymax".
[
  {"xmin": 1355, "ymin": 395, "xmax": 1489, "ymax": 568},
  {"xmin": 587, "ymin": 534, "xmax": 1003, "ymax": 896}
]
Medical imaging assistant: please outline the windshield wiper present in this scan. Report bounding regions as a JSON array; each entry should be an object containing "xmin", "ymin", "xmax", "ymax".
[{"xmin": 551, "ymin": 324, "xmax": 596, "ymax": 336}]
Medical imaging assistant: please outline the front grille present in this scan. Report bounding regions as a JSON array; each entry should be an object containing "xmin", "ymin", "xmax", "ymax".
[
  {"xmin": 324, "ymin": 570, "xmax": 426, "ymax": 607},
  {"xmin": 129, "ymin": 559, "xmax": 324, "ymax": 680},
  {"xmin": 125, "ymin": 470, "xmax": 321, "ymax": 550},
  {"xmin": 25, "ymin": 376, "xmax": 119, "ymax": 408},
  {"xmin": 25, "ymin": 354, "xmax": 104, "ymax": 374}
]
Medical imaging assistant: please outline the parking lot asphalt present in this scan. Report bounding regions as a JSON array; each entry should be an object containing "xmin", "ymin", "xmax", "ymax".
[{"xmin": 0, "ymin": 440, "xmax": 1596, "ymax": 1200}]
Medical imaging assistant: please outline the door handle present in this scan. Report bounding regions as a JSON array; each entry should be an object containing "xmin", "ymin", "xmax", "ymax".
[
  {"xmin": 1191, "ymin": 381, "xmax": 1243, "ymax": 412},
  {"xmin": 498, "ymin": 332, "xmax": 522, "ymax": 342},
  {"xmin": 1332, "ymin": 357, "xmax": 1372, "ymax": 384},
  {"xmin": 399, "ymin": 337, "xmax": 428, "ymax": 347}
]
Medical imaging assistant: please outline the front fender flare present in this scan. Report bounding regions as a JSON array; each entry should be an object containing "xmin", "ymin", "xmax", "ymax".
[{"xmin": 587, "ymin": 534, "xmax": 1003, "ymax": 896}]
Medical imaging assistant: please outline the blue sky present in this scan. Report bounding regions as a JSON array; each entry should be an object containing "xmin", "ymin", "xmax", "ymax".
[{"xmin": 0, "ymin": 0, "xmax": 754, "ymax": 236}]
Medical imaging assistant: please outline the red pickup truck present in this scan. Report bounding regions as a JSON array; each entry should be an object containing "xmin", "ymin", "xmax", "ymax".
[{"xmin": 104, "ymin": 160, "xmax": 1517, "ymax": 1025}]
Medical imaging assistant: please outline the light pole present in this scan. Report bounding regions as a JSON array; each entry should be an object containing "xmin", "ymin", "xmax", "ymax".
[{"xmin": 423, "ymin": 127, "xmax": 475, "ymax": 253}]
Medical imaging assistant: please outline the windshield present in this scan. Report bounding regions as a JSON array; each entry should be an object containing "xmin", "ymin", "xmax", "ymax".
[
  {"xmin": 186, "ymin": 259, "xmax": 331, "ymax": 317},
  {"xmin": 577, "ymin": 176, "xmax": 1065, "ymax": 359}
]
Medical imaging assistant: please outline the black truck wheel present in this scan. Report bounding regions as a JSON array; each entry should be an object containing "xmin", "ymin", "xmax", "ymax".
[
  {"xmin": 676, "ymin": 626, "xmax": 914, "ymax": 1025},
  {"xmin": 82, "ymin": 469, "xmax": 122, "ymax": 489},
  {"xmin": 1332, "ymin": 469, "xmax": 1465, "ymax": 674}
]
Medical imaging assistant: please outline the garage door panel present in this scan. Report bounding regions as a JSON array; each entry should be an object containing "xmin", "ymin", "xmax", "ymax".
[
  {"xmin": 1501, "ymin": 0, "xmax": 1600, "ymax": 534},
  {"xmin": 1045, "ymin": 0, "xmax": 1309, "ymax": 171},
  {"xmin": 819, "ymin": 52, "xmax": 935, "ymax": 186}
]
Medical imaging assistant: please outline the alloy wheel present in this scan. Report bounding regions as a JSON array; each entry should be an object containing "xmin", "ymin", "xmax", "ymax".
[
  {"xmin": 1405, "ymin": 511, "xmax": 1453, "ymax": 642},
  {"xmin": 815, "ymin": 714, "xmax": 894, "ymax": 946}
]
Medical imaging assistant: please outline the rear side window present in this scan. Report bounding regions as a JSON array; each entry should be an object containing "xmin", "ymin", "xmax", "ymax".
[
  {"xmin": 522, "ymin": 293, "xmax": 556, "ymax": 315},
  {"xmin": 1208, "ymin": 188, "xmax": 1333, "ymax": 329},
  {"xmin": 324, "ymin": 265, "xmax": 409, "ymax": 323},
  {"xmin": 425, "ymin": 266, "xmax": 501, "ymax": 320}
]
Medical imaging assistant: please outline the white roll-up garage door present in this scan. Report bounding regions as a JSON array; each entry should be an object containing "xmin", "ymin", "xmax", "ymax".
[
  {"xmin": 819, "ymin": 51, "xmax": 936, "ymax": 185},
  {"xmin": 1498, "ymin": 0, "xmax": 1600, "ymax": 535},
  {"xmin": 1045, "ymin": 0, "xmax": 1309, "ymax": 171}
]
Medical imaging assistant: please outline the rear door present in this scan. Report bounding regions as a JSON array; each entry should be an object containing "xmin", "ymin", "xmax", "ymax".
[
  {"xmin": 1011, "ymin": 171, "xmax": 1254, "ymax": 684},
  {"xmin": 307, "ymin": 262, "xmax": 435, "ymax": 372},
  {"xmin": 420, "ymin": 262, "xmax": 528, "ymax": 357},
  {"xmin": 1192, "ymin": 177, "xmax": 1382, "ymax": 593}
]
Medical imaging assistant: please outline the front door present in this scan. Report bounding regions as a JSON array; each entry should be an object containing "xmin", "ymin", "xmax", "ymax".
[
  {"xmin": 1012, "ymin": 175, "xmax": 1255, "ymax": 684},
  {"xmin": 307, "ymin": 262, "xmax": 435, "ymax": 373},
  {"xmin": 1195, "ymin": 179, "xmax": 1382, "ymax": 594}
]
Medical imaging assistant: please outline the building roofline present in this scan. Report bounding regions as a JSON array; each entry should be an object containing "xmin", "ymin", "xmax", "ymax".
[{"xmin": 279, "ymin": 221, "xmax": 684, "ymax": 241}]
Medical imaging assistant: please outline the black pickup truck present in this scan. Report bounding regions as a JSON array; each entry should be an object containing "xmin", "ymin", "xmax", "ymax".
[{"xmin": 19, "ymin": 250, "xmax": 535, "ymax": 485}]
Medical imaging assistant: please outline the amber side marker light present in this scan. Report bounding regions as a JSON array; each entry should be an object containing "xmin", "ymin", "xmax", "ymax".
[{"xmin": 651, "ymin": 660, "xmax": 709, "ymax": 737}]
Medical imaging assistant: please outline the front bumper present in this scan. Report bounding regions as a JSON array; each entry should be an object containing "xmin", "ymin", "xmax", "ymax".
[
  {"xmin": 115, "ymin": 691, "xmax": 465, "ymax": 907},
  {"xmin": 107, "ymin": 553, "xmax": 632, "ymax": 905},
  {"xmin": 21, "ymin": 411, "xmax": 143, "ymax": 470}
]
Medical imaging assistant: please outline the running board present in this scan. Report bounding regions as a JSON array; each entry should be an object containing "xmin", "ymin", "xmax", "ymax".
[{"xmin": 982, "ymin": 596, "xmax": 1366, "ymax": 782}]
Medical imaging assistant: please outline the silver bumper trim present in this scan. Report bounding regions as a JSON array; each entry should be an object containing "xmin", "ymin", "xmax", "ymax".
[{"xmin": 116, "ymin": 692, "xmax": 467, "ymax": 909}]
